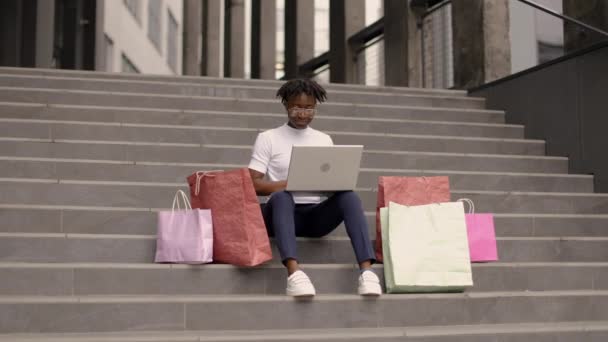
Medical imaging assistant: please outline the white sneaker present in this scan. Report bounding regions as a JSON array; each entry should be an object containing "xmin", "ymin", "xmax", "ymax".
[
  {"xmin": 286, "ymin": 270, "xmax": 316, "ymax": 297},
  {"xmin": 358, "ymin": 270, "xmax": 382, "ymax": 296}
]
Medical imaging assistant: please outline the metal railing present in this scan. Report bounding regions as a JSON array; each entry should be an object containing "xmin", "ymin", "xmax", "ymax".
[
  {"xmin": 297, "ymin": 51, "xmax": 329, "ymax": 80},
  {"xmin": 516, "ymin": 0, "xmax": 608, "ymax": 38},
  {"xmin": 312, "ymin": 65, "xmax": 330, "ymax": 83},
  {"xmin": 355, "ymin": 36, "xmax": 385, "ymax": 86},
  {"xmin": 420, "ymin": 0, "xmax": 453, "ymax": 89},
  {"xmin": 297, "ymin": 18, "xmax": 385, "ymax": 85},
  {"xmin": 419, "ymin": 0, "xmax": 608, "ymax": 89},
  {"xmin": 349, "ymin": 18, "xmax": 385, "ymax": 86},
  {"xmin": 296, "ymin": 0, "xmax": 608, "ymax": 88}
]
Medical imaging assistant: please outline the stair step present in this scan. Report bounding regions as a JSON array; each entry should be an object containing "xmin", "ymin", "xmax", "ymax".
[
  {"xmin": 1, "ymin": 262, "xmax": 607, "ymax": 296},
  {"xmin": 0, "ymin": 119, "xmax": 545, "ymax": 155},
  {"xmin": 0, "ymin": 140, "xmax": 568, "ymax": 173},
  {"xmin": 0, "ymin": 67, "xmax": 469, "ymax": 96},
  {"xmin": 0, "ymin": 180, "xmax": 607, "ymax": 214},
  {"xmin": 1, "ymin": 68, "xmax": 605, "ymax": 340},
  {"xmin": 1, "ymin": 321, "xmax": 608, "ymax": 341},
  {"xmin": 0, "ymin": 291, "xmax": 607, "ymax": 333},
  {"xmin": 0, "ymin": 88, "xmax": 504, "ymax": 123},
  {"xmin": 3, "ymin": 205, "xmax": 607, "ymax": 237},
  {"xmin": 0, "ymin": 108, "xmax": 523, "ymax": 138},
  {"xmin": 0, "ymin": 159, "xmax": 592, "ymax": 192},
  {"xmin": 0, "ymin": 74, "xmax": 485, "ymax": 109},
  {"xmin": 1, "ymin": 233, "xmax": 607, "ymax": 263}
]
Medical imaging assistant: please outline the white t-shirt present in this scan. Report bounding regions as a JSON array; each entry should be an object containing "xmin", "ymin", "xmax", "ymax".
[{"xmin": 248, "ymin": 124, "xmax": 334, "ymax": 203}]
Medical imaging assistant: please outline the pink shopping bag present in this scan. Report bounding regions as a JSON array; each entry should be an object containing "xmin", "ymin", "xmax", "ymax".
[
  {"xmin": 459, "ymin": 198, "xmax": 498, "ymax": 262},
  {"xmin": 155, "ymin": 190, "xmax": 214, "ymax": 264}
]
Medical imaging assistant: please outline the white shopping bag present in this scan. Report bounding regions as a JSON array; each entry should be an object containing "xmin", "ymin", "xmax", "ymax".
[{"xmin": 382, "ymin": 201, "xmax": 473, "ymax": 293}]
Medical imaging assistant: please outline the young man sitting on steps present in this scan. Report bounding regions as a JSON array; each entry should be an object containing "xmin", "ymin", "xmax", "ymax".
[{"xmin": 248, "ymin": 78, "xmax": 382, "ymax": 297}]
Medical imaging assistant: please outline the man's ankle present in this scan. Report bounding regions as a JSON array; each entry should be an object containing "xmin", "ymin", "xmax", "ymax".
[{"xmin": 285, "ymin": 258, "xmax": 300, "ymax": 276}]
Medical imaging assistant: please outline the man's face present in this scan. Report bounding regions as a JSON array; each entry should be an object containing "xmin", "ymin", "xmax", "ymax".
[{"xmin": 285, "ymin": 93, "xmax": 316, "ymax": 129}]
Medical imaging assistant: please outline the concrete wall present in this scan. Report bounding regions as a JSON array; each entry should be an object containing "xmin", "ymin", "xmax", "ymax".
[
  {"xmin": 471, "ymin": 42, "xmax": 608, "ymax": 192},
  {"xmin": 452, "ymin": 0, "xmax": 511, "ymax": 89},
  {"xmin": 102, "ymin": 0, "xmax": 183, "ymax": 74},
  {"xmin": 563, "ymin": 0, "xmax": 608, "ymax": 53}
]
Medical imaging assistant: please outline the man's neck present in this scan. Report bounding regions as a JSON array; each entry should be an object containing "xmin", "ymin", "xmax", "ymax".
[{"xmin": 287, "ymin": 122, "xmax": 307, "ymax": 130}]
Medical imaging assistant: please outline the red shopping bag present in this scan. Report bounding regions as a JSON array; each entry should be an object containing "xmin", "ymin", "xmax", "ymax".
[
  {"xmin": 187, "ymin": 168, "xmax": 272, "ymax": 267},
  {"xmin": 375, "ymin": 176, "xmax": 451, "ymax": 261}
]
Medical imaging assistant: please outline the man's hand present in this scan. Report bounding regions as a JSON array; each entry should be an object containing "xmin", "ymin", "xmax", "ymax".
[{"xmin": 249, "ymin": 169, "xmax": 287, "ymax": 196}]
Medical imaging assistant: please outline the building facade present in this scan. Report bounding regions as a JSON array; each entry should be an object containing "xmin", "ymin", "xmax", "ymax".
[
  {"xmin": 1, "ymin": 0, "xmax": 606, "ymax": 89},
  {"xmin": 102, "ymin": 0, "xmax": 184, "ymax": 74},
  {"xmin": 0, "ymin": 0, "xmax": 183, "ymax": 75}
]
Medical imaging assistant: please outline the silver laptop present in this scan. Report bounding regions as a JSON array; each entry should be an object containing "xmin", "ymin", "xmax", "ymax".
[{"xmin": 286, "ymin": 145, "xmax": 363, "ymax": 191}]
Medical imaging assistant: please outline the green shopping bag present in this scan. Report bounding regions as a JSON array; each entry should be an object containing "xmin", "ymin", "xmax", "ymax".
[{"xmin": 382, "ymin": 201, "xmax": 473, "ymax": 293}]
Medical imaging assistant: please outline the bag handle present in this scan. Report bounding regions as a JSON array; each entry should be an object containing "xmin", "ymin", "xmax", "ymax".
[
  {"xmin": 172, "ymin": 190, "xmax": 192, "ymax": 211},
  {"xmin": 457, "ymin": 198, "xmax": 475, "ymax": 214},
  {"xmin": 194, "ymin": 170, "xmax": 223, "ymax": 196}
]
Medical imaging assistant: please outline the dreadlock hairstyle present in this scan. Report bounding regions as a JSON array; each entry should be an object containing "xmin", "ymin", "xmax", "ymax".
[{"xmin": 276, "ymin": 79, "xmax": 327, "ymax": 105}]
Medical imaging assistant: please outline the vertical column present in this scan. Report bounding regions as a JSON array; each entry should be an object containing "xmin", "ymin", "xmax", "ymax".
[
  {"xmin": 203, "ymin": 0, "xmax": 223, "ymax": 77},
  {"xmin": 345, "ymin": 0, "xmax": 365, "ymax": 84},
  {"xmin": 563, "ymin": 0, "xmax": 608, "ymax": 53},
  {"xmin": 407, "ymin": 3, "xmax": 423, "ymax": 88},
  {"xmin": 284, "ymin": 0, "xmax": 314, "ymax": 79},
  {"xmin": 251, "ymin": 0, "xmax": 261, "ymax": 78},
  {"xmin": 259, "ymin": 0, "xmax": 276, "ymax": 79},
  {"xmin": 483, "ymin": 0, "xmax": 511, "ymax": 82},
  {"xmin": 284, "ymin": 0, "xmax": 297, "ymax": 78},
  {"xmin": 383, "ymin": 0, "xmax": 409, "ymax": 86},
  {"xmin": 260, "ymin": 0, "xmax": 276, "ymax": 79},
  {"xmin": 0, "ymin": 1, "xmax": 22, "ymax": 66},
  {"xmin": 225, "ymin": 0, "xmax": 245, "ymax": 78},
  {"xmin": 329, "ymin": 0, "xmax": 365, "ymax": 84},
  {"xmin": 36, "ymin": 0, "xmax": 56, "ymax": 68},
  {"xmin": 20, "ymin": 0, "xmax": 38, "ymax": 68},
  {"xmin": 251, "ymin": 0, "xmax": 276, "ymax": 79},
  {"xmin": 452, "ymin": 0, "xmax": 511, "ymax": 89},
  {"xmin": 296, "ymin": 0, "xmax": 315, "ymax": 64},
  {"xmin": 183, "ymin": 0, "xmax": 202, "ymax": 75},
  {"xmin": 328, "ymin": 0, "xmax": 345, "ymax": 83},
  {"xmin": 81, "ymin": 0, "xmax": 97, "ymax": 70},
  {"xmin": 73, "ymin": 0, "xmax": 85, "ymax": 69},
  {"xmin": 94, "ymin": 0, "xmax": 105, "ymax": 71}
]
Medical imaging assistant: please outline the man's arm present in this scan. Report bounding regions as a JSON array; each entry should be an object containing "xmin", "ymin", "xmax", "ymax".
[{"xmin": 249, "ymin": 168, "xmax": 287, "ymax": 196}]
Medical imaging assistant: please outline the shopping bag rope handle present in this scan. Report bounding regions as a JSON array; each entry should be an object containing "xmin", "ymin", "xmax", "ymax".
[
  {"xmin": 457, "ymin": 198, "xmax": 475, "ymax": 214},
  {"xmin": 172, "ymin": 190, "xmax": 192, "ymax": 211},
  {"xmin": 194, "ymin": 170, "xmax": 223, "ymax": 196}
]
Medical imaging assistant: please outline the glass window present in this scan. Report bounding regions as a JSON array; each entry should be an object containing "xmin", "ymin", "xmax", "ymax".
[
  {"xmin": 148, "ymin": 0, "xmax": 162, "ymax": 52},
  {"xmin": 124, "ymin": 0, "xmax": 141, "ymax": 23},
  {"xmin": 314, "ymin": 0, "xmax": 329, "ymax": 57},
  {"xmin": 275, "ymin": 0, "xmax": 285, "ymax": 79},
  {"xmin": 104, "ymin": 35, "xmax": 114, "ymax": 72},
  {"xmin": 121, "ymin": 53, "xmax": 140, "ymax": 73},
  {"xmin": 167, "ymin": 9, "xmax": 178, "ymax": 72}
]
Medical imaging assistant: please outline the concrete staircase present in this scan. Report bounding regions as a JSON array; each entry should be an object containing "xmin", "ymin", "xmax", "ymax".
[{"xmin": 0, "ymin": 67, "xmax": 608, "ymax": 341}]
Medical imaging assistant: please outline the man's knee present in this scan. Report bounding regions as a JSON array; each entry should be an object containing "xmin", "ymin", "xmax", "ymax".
[
  {"xmin": 268, "ymin": 190, "xmax": 295, "ymax": 206},
  {"xmin": 334, "ymin": 190, "xmax": 361, "ymax": 206}
]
